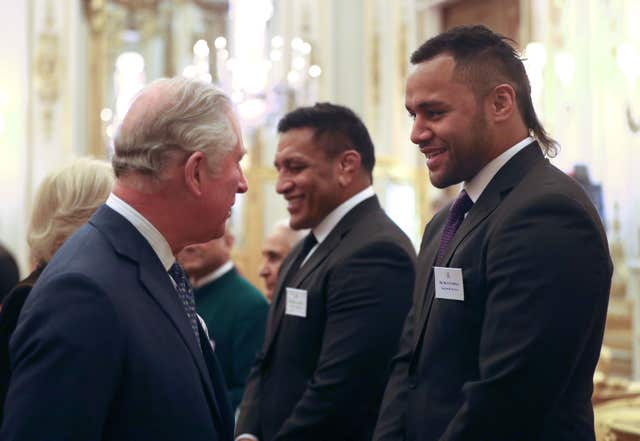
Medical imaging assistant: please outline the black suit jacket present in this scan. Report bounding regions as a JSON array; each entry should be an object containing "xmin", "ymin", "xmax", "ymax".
[
  {"xmin": 0, "ymin": 265, "xmax": 43, "ymax": 423},
  {"xmin": 0, "ymin": 205, "xmax": 234, "ymax": 441},
  {"xmin": 236, "ymin": 196, "xmax": 416, "ymax": 441},
  {"xmin": 374, "ymin": 144, "xmax": 612, "ymax": 441}
]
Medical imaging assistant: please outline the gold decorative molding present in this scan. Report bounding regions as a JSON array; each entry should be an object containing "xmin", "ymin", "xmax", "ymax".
[
  {"xmin": 33, "ymin": 0, "xmax": 60, "ymax": 139},
  {"xmin": 85, "ymin": 0, "xmax": 108, "ymax": 158}
]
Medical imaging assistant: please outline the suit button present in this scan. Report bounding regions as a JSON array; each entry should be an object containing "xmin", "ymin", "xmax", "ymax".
[{"xmin": 408, "ymin": 376, "xmax": 417, "ymax": 389}]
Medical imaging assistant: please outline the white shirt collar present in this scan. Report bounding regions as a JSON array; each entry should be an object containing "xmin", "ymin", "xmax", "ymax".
[
  {"xmin": 106, "ymin": 193, "xmax": 175, "ymax": 271},
  {"xmin": 298, "ymin": 186, "xmax": 375, "ymax": 267},
  {"xmin": 464, "ymin": 136, "xmax": 535, "ymax": 203},
  {"xmin": 193, "ymin": 261, "xmax": 234, "ymax": 289},
  {"xmin": 312, "ymin": 186, "xmax": 375, "ymax": 244}
]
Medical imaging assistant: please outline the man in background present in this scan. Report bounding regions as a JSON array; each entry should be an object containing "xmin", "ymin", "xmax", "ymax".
[
  {"xmin": 258, "ymin": 220, "xmax": 306, "ymax": 302},
  {"xmin": 2, "ymin": 77, "xmax": 246, "ymax": 441},
  {"xmin": 374, "ymin": 25, "xmax": 612, "ymax": 441},
  {"xmin": 178, "ymin": 227, "xmax": 268, "ymax": 411},
  {"xmin": 236, "ymin": 103, "xmax": 416, "ymax": 441}
]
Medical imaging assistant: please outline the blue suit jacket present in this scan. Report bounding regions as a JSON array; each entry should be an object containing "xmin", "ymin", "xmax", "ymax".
[{"xmin": 1, "ymin": 205, "xmax": 234, "ymax": 441}]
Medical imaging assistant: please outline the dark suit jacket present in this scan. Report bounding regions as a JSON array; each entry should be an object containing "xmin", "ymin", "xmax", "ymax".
[
  {"xmin": 0, "ymin": 265, "xmax": 43, "ymax": 423},
  {"xmin": 236, "ymin": 196, "xmax": 416, "ymax": 441},
  {"xmin": 373, "ymin": 143, "xmax": 612, "ymax": 441},
  {"xmin": 195, "ymin": 267, "xmax": 269, "ymax": 410},
  {"xmin": 0, "ymin": 205, "xmax": 234, "ymax": 441}
]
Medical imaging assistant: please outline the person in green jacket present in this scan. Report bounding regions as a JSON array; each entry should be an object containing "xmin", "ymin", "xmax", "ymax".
[{"xmin": 179, "ymin": 227, "xmax": 268, "ymax": 411}]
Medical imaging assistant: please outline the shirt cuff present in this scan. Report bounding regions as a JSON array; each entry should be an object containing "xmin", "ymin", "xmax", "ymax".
[{"xmin": 235, "ymin": 434, "xmax": 259, "ymax": 441}]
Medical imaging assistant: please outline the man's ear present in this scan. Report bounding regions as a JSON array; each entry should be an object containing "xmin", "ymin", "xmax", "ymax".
[
  {"xmin": 488, "ymin": 83, "xmax": 517, "ymax": 123},
  {"xmin": 337, "ymin": 150, "xmax": 362, "ymax": 187},
  {"xmin": 184, "ymin": 151, "xmax": 206, "ymax": 196}
]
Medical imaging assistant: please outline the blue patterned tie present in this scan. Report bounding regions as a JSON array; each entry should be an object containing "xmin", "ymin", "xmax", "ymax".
[
  {"xmin": 168, "ymin": 262, "xmax": 201, "ymax": 347},
  {"xmin": 436, "ymin": 190, "xmax": 474, "ymax": 264}
]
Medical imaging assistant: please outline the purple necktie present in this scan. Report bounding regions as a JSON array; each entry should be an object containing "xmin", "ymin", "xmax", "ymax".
[{"xmin": 436, "ymin": 190, "xmax": 474, "ymax": 264}]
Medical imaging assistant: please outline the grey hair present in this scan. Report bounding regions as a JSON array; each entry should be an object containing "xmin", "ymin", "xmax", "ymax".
[{"xmin": 112, "ymin": 77, "xmax": 237, "ymax": 178}]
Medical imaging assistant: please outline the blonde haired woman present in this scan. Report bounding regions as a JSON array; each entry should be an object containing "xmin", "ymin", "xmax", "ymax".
[
  {"xmin": 0, "ymin": 158, "xmax": 113, "ymax": 421},
  {"xmin": 26, "ymin": 158, "xmax": 114, "ymax": 267}
]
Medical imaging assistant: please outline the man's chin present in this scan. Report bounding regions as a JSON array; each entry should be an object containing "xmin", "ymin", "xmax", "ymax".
[
  {"xmin": 289, "ymin": 218, "xmax": 306, "ymax": 230},
  {"xmin": 428, "ymin": 171, "xmax": 458, "ymax": 189},
  {"xmin": 208, "ymin": 226, "xmax": 226, "ymax": 240}
]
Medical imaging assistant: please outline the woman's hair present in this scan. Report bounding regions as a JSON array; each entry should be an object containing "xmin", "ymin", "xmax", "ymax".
[{"xmin": 27, "ymin": 158, "xmax": 114, "ymax": 266}]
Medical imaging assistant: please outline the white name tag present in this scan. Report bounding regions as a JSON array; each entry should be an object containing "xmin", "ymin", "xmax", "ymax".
[
  {"xmin": 285, "ymin": 287, "xmax": 308, "ymax": 317},
  {"xmin": 434, "ymin": 267, "xmax": 465, "ymax": 301}
]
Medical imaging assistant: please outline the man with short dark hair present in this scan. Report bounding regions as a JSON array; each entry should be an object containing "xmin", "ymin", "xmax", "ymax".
[
  {"xmin": 2, "ymin": 77, "xmax": 246, "ymax": 441},
  {"xmin": 236, "ymin": 103, "xmax": 416, "ymax": 441},
  {"xmin": 373, "ymin": 25, "xmax": 612, "ymax": 441}
]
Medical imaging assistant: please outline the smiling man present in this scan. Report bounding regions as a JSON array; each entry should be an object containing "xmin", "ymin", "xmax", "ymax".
[
  {"xmin": 236, "ymin": 103, "xmax": 416, "ymax": 441},
  {"xmin": 2, "ymin": 77, "xmax": 246, "ymax": 441},
  {"xmin": 373, "ymin": 25, "xmax": 612, "ymax": 441}
]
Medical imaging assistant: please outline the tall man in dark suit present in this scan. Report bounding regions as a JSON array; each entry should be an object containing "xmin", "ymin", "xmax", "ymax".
[
  {"xmin": 236, "ymin": 103, "xmax": 416, "ymax": 441},
  {"xmin": 1, "ymin": 77, "xmax": 247, "ymax": 441},
  {"xmin": 373, "ymin": 25, "xmax": 612, "ymax": 441}
]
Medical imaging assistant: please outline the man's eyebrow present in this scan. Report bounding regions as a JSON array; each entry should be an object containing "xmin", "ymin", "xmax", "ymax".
[
  {"xmin": 273, "ymin": 155, "xmax": 306, "ymax": 167},
  {"xmin": 415, "ymin": 100, "xmax": 447, "ymax": 110}
]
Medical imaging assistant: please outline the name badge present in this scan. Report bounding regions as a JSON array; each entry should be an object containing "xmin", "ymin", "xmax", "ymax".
[
  {"xmin": 433, "ymin": 267, "xmax": 464, "ymax": 301},
  {"xmin": 285, "ymin": 287, "xmax": 308, "ymax": 317}
]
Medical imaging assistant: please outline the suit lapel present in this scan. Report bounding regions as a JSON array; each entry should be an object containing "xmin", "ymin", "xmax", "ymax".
[
  {"xmin": 263, "ymin": 243, "xmax": 306, "ymax": 350},
  {"xmin": 267, "ymin": 250, "xmax": 298, "ymax": 325},
  {"xmin": 439, "ymin": 143, "xmax": 544, "ymax": 267},
  {"xmin": 437, "ymin": 188, "xmax": 502, "ymax": 267},
  {"xmin": 413, "ymin": 218, "xmax": 446, "ymax": 334},
  {"xmin": 89, "ymin": 205, "xmax": 224, "ymax": 425},
  {"xmin": 413, "ymin": 143, "xmax": 545, "ymax": 350},
  {"xmin": 137, "ymin": 266, "xmax": 224, "ymax": 425},
  {"xmin": 198, "ymin": 322, "xmax": 233, "ymax": 436},
  {"xmin": 290, "ymin": 229, "xmax": 341, "ymax": 287}
]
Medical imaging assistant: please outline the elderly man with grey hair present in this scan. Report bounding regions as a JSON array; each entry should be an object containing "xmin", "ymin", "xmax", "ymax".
[{"xmin": 1, "ymin": 77, "xmax": 247, "ymax": 441}]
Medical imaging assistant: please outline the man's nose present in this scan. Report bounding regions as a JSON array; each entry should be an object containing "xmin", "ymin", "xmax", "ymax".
[
  {"xmin": 237, "ymin": 168, "xmax": 248, "ymax": 193},
  {"xmin": 276, "ymin": 174, "xmax": 292, "ymax": 194},
  {"xmin": 410, "ymin": 119, "xmax": 433, "ymax": 146}
]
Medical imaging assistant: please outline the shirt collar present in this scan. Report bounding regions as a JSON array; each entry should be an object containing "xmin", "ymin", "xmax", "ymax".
[
  {"xmin": 106, "ymin": 193, "xmax": 175, "ymax": 271},
  {"xmin": 193, "ymin": 261, "xmax": 234, "ymax": 289},
  {"xmin": 312, "ymin": 186, "xmax": 375, "ymax": 244},
  {"xmin": 464, "ymin": 136, "xmax": 535, "ymax": 203}
]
